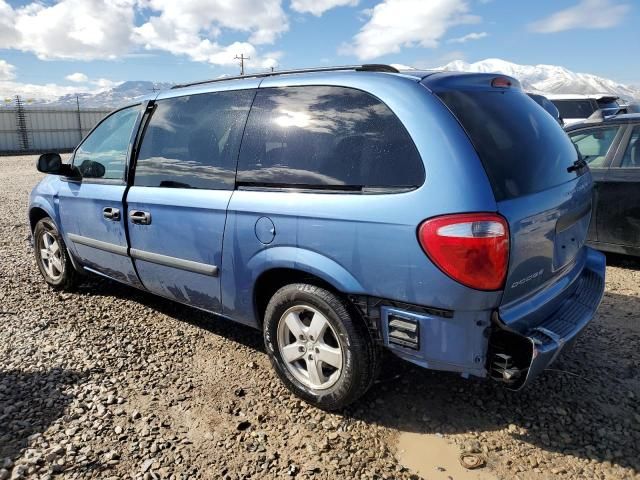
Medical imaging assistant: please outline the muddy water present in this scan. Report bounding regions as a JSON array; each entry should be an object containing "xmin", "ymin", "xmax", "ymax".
[{"xmin": 397, "ymin": 432, "xmax": 497, "ymax": 480}]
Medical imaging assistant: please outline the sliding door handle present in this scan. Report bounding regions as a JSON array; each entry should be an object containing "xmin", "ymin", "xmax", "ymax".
[
  {"xmin": 129, "ymin": 210, "xmax": 152, "ymax": 225},
  {"xmin": 103, "ymin": 207, "xmax": 120, "ymax": 221}
]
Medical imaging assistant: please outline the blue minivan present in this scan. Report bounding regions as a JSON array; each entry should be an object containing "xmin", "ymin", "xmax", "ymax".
[{"xmin": 30, "ymin": 65, "xmax": 605, "ymax": 410}]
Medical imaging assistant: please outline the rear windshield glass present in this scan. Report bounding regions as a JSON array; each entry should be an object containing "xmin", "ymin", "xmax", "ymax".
[
  {"xmin": 597, "ymin": 99, "xmax": 620, "ymax": 109},
  {"xmin": 553, "ymin": 100, "xmax": 596, "ymax": 119},
  {"xmin": 437, "ymin": 90, "xmax": 580, "ymax": 201}
]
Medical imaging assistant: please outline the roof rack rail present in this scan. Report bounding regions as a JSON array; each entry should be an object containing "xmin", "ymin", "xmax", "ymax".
[{"xmin": 170, "ymin": 64, "xmax": 401, "ymax": 90}]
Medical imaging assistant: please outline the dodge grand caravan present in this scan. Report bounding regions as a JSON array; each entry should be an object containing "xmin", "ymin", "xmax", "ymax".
[{"xmin": 29, "ymin": 65, "xmax": 605, "ymax": 410}]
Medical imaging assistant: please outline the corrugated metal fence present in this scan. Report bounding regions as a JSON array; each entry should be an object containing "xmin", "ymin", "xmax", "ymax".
[{"xmin": 0, "ymin": 105, "xmax": 111, "ymax": 154}]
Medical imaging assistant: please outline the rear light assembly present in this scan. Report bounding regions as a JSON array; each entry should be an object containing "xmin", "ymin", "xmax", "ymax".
[
  {"xmin": 418, "ymin": 213, "xmax": 509, "ymax": 291},
  {"xmin": 491, "ymin": 77, "xmax": 512, "ymax": 88}
]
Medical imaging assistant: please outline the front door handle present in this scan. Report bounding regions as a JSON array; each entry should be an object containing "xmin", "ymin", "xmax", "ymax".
[
  {"xmin": 129, "ymin": 210, "xmax": 152, "ymax": 225},
  {"xmin": 103, "ymin": 207, "xmax": 120, "ymax": 221}
]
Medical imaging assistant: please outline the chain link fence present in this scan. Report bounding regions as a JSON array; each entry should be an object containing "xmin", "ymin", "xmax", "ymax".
[{"xmin": 0, "ymin": 96, "xmax": 111, "ymax": 155}]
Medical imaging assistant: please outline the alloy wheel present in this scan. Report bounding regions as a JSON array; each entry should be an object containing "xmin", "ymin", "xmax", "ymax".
[
  {"xmin": 277, "ymin": 304, "xmax": 343, "ymax": 390},
  {"xmin": 39, "ymin": 231, "xmax": 64, "ymax": 281}
]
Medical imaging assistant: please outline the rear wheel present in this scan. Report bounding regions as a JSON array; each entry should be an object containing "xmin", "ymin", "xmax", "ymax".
[
  {"xmin": 263, "ymin": 283, "xmax": 378, "ymax": 410},
  {"xmin": 33, "ymin": 217, "xmax": 78, "ymax": 291}
]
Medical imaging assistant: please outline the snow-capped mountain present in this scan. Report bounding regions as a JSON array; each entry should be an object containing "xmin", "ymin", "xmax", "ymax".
[
  {"xmin": 44, "ymin": 81, "xmax": 174, "ymax": 108},
  {"xmin": 19, "ymin": 59, "xmax": 639, "ymax": 107},
  {"xmin": 440, "ymin": 58, "xmax": 640, "ymax": 100}
]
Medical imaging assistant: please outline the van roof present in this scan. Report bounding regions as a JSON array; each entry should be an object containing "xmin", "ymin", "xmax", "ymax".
[{"xmin": 168, "ymin": 64, "xmax": 521, "ymax": 96}]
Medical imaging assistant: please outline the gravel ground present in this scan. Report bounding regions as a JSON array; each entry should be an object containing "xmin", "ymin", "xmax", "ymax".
[{"xmin": 0, "ymin": 154, "xmax": 639, "ymax": 480}]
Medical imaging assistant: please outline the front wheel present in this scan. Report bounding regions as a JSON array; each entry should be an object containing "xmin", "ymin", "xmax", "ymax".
[
  {"xmin": 33, "ymin": 217, "xmax": 78, "ymax": 291},
  {"xmin": 263, "ymin": 283, "xmax": 378, "ymax": 410}
]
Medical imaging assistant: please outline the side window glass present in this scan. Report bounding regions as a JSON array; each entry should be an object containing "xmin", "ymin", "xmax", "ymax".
[
  {"xmin": 134, "ymin": 90, "xmax": 255, "ymax": 190},
  {"xmin": 620, "ymin": 127, "xmax": 640, "ymax": 168},
  {"xmin": 569, "ymin": 126, "xmax": 619, "ymax": 168},
  {"xmin": 237, "ymin": 86, "xmax": 424, "ymax": 189},
  {"xmin": 74, "ymin": 106, "xmax": 140, "ymax": 180}
]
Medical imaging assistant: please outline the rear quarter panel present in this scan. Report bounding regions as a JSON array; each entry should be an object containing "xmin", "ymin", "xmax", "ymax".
[{"xmin": 221, "ymin": 72, "xmax": 502, "ymax": 327}]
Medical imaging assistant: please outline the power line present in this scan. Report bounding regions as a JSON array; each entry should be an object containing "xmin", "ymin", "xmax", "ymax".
[{"xmin": 234, "ymin": 54, "xmax": 250, "ymax": 76}]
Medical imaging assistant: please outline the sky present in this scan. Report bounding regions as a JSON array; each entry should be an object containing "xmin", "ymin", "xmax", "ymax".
[{"xmin": 0, "ymin": 0, "xmax": 638, "ymax": 100}]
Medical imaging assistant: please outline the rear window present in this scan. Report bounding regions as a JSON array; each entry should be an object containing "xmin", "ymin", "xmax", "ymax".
[
  {"xmin": 437, "ymin": 90, "xmax": 580, "ymax": 201},
  {"xmin": 553, "ymin": 100, "xmax": 596, "ymax": 119},
  {"xmin": 596, "ymin": 98, "xmax": 621, "ymax": 115},
  {"xmin": 237, "ymin": 86, "xmax": 424, "ymax": 190},
  {"xmin": 596, "ymin": 99, "xmax": 620, "ymax": 109}
]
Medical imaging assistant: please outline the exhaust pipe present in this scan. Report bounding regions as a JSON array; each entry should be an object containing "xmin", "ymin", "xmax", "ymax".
[{"xmin": 487, "ymin": 329, "xmax": 533, "ymax": 389}]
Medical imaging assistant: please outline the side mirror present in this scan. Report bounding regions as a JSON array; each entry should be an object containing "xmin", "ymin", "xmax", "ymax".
[
  {"xmin": 36, "ymin": 153, "xmax": 80, "ymax": 178},
  {"xmin": 36, "ymin": 153, "xmax": 63, "ymax": 174}
]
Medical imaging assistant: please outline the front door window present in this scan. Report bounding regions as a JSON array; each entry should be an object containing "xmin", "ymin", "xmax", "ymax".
[{"xmin": 74, "ymin": 106, "xmax": 140, "ymax": 180}]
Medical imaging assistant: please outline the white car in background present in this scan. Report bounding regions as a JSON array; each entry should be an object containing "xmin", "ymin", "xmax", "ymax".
[{"xmin": 547, "ymin": 94, "xmax": 624, "ymax": 126}]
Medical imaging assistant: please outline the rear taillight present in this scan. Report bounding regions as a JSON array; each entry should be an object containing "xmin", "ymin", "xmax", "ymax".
[{"xmin": 418, "ymin": 213, "xmax": 509, "ymax": 291}]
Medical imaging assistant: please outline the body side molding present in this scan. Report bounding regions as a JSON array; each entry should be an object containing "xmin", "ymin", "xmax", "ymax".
[
  {"xmin": 68, "ymin": 233, "xmax": 128, "ymax": 256},
  {"xmin": 130, "ymin": 248, "xmax": 219, "ymax": 276}
]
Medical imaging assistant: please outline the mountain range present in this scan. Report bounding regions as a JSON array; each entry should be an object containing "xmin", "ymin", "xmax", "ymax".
[
  {"xmin": 440, "ymin": 58, "xmax": 640, "ymax": 101},
  {"xmin": 47, "ymin": 81, "xmax": 174, "ymax": 108},
  {"xmin": 34, "ymin": 58, "xmax": 640, "ymax": 108}
]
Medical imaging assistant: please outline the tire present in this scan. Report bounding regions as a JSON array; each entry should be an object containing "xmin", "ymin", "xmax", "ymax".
[
  {"xmin": 263, "ymin": 283, "xmax": 378, "ymax": 410},
  {"xmin": 33, "ymin": 217, "xmax": 79, "ymax": 291}
]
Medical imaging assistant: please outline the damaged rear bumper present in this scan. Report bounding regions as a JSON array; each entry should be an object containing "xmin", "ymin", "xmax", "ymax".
[{"xmin": 489, "ymin": 248, "xmax": 606, "ymax": 389}]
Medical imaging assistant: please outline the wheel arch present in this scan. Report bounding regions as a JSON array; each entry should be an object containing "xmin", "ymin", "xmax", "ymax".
[
  {"xmin": 29, "ymin": 205, "xmax": 54, "ymax": 232},
  {"xmin": 29, "ymin": 203, "xmax": 83, "ymax": 273},
  {"xmin": 245, "ymin": 247, "xmax": 367, "ymax": 326},
  {"xmin": 254, "ymin": 268, "xmax": 341, "ymax": 326}
]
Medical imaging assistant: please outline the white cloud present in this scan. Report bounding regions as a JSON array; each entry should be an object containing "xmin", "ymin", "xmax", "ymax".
[
  {"xmin": 136, "ymin": 0, "xmax": 288, "ymax": 46},
  {"xmin": 66, "ymin": 72, "xmax": 89, "ymax": 83},
  {"xmin": 0, "ymin": 81, "xmax": 92, "ymax": 101},
  {"xmin": 64, "ymin": 72, "xmax": 121, "ymax": 90},
  {"xmin": 341, "ymin": 0, "xmax": 480, "ymax": 60},
  {"xmin": 93, "ymin": 78, "xmax": 120, "ymax": 89},
  {"xmin": 291, "ymin": 0, "xmax": 358, "ymax": 16},
  {"xmin": 530, "ymin": 0, "xmax": 631, "ymax": 33},
  {"xmin": 133, "ymin": 0, "xmax": 288, "ymax": 68},
  {"xmin": 1, "ymin": 0, "xmax": 135, "ymax": 60},
  {"xmin": 0, "ymin": 60, "xmax": 16, "ymax": 80},
  {"xmin": 447, "ymin": 31, "xmax": 487, "ymax": 43},
  {"xmin": 0, "ymin": 0, "xmax": 286, "ymax": 67},
  {"xmin": 0, "ymin": 76, "xmax": 121, "ymax": 102}
]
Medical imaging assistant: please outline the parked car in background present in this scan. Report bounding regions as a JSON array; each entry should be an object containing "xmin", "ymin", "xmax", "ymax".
[
  {"xmin": 527, "ymin": 93, "xmax": 563, "ymax": 125},
  {"xmin": 566, "ymin": 113, "xmax": 640, "ymax": 256},
  {"xmin": 620, "ymin": 102, "xmax": 640, "ymax": 113},
  {"xmin": 548, "ymin": 94, "xmax": 623, "ymax": 125},
  {"xmin": 29, "ymin": 65, "xmax": 605, "ymax": 409}
]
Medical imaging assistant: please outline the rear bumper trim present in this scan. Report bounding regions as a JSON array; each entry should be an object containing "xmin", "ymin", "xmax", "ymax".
[{"xmin": 493, "ymin": 247, "xmax": 605, "ymax": 389}]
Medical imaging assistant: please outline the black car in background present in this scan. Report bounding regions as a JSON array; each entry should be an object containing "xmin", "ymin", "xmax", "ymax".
[
  {"xmin": 566, "ymin": 114, "xmax": 640, "ymax": 256},
  {"xmin": 550, "ymin": 94, "xmax": 624, "ymax": 125}
]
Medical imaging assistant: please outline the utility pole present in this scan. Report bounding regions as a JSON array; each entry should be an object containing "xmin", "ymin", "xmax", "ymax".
[{"xmin": 234, "ymin": 54, "xmax": 250, "ymax": 75}]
